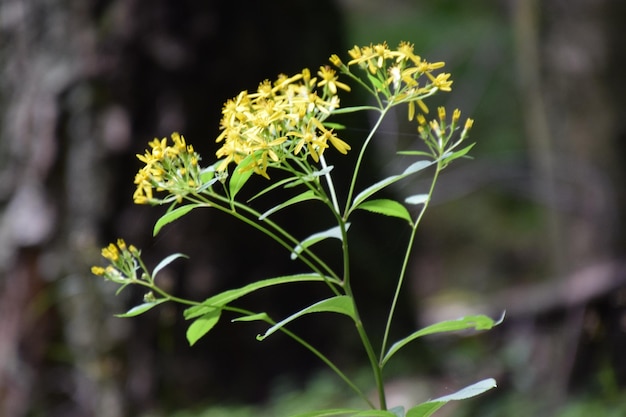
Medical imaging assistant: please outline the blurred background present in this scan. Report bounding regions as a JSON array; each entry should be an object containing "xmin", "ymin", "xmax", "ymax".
[{"xmin": 1, "ymin": 0, "xmax": 626, "ymax": 416}]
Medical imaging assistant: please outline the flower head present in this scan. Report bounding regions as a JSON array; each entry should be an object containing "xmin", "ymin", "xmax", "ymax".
[
  {"xmin": 92, "ymin": 239, "xmax": 145, "ymax": 285},
  {"xmin": 133, "ymin": 132, "xmax": 202, "ymax": 205},
  {"xmin": 215, "ymin": 68, "xmax": 350, "ymax": 177}
]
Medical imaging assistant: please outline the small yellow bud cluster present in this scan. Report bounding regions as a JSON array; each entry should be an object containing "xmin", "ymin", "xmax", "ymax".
[
  {"xmin": 215, "ymin": 68, "xmax": 351, "ymax": 178},
  {"xmin": 415, "ymin": 106, "xmax": 474, "ymax": 162},
  {"xmin": 133, "ymin": 132, "xmax": 202, "ymax": 205},
  {"xmin": 91, "ymin": 239, "xmax": 143, "ymax": 284}
]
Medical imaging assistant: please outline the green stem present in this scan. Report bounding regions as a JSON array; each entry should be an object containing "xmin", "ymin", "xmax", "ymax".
[
  {"xmin": 319, "ymin": 154, "xmax": 341, "ymax": 214},
  {"xmin": 380, "ymin": 159, "xmax": 443, "ymax": 359},
  {"xmin": 336, "ymin": 215, "xmax": 387, "ymax": 410},
  {"xmin": 188, "ymin": 193, "xmax": 343, "ymax": 296},
  {"xmin": 344, "ymin": 106, "xmax": 389, "ymax": 219}
]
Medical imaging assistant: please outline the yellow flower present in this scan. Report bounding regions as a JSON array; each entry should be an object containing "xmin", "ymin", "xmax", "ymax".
[
  {"xmin": 393, "ymin": 41, "xmax": 421, "ymax": 65},
  {"xmin": 427, "ymin": 72, "xmax": 453, "ymax": 92},
  {"xmin": 215, "ymin": 68, "xmax": 350, "ymax": 177},
  {"xmin": 317, "ymin": 66, "xmax": 351, "ymax": 94}
]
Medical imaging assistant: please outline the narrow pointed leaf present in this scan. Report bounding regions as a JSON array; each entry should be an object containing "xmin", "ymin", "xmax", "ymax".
[
  {"xmin": 152, "ymin": 253, "xmax": 188, "ymax": 278},
  {"xmin": 232, "ymin": 312, "xmax": 271, "ymax": 323},
  {"xmin": 351, "ymin": 160, "xmax": 433, "ymax": 209},
  {"xmin": 432, "ymin": 378, "xmax": 497, "ymax": 402},
  {"xmin": 291, "ymin": 224, "xmax": 350, "ymax": 260},
  {"xmin": 115, "ymin": 299, "xmax": 167, "ymax": 317},
  {"xmin": 355, "ymin": 199, "xmax": 412, "ymax": 224},
  {"xmin": 257, "ymin": 296, "xmax": 355, "ymax": 340},
  {"xmin": 186, "ymin": 309, "xmax": 222, "ymax": 346},
  {"xmin": 397, "ymin": 150, "xmax": 433, "ymax": 157},
  {"xmin": 441, "ymin": 143, "xmax": 476, "ymax": 164},
  {"xmin": 154, "ymin": 203, "xmax": 205, "ymax": 236},
  {"xmin": 184, "ymin": 274, "xmax": 337, "ymax": 320},
  {"xmin": 405, "ymin": 402, "xmax": 445, "ymax": 417},
  {"xmin": 353, "ymin": 411, "xmax": 397, "ymax": 417},
  {"xmin": 248, "ymin": 175, "xmax": 300, "ymax": 202},
  {"xmin": 404, "ymin": 194, "xmax": 429, "ymax": 205},
  {"xmin": 259, "ymin": 190, "xmax": 320, "ymax": 220},
  {"xmin": 382, "ymin": 314, "xmax": 503, "ymax": 366},
  {"xmin": 229, "ymin": 154, "xmax": 256, "ymax": 200},
  {"xmin": 406, "ymin": 378, "xmax": 497, "ymax": 417},
  {"xmin": 292, "ymin": 409, "xmax": 360, "ymax": 417}
]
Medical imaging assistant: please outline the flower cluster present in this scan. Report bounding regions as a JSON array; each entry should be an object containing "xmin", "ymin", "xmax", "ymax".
[
  {"xmin": 133, "ymin": 132, "xmax": 202, "ymax": 205},
  {"xmin": 331, "ymin": 41, "xmax": 453, "ymax": 120},
  {"xmin": 215, "ymin": 68, "xmax": 351, "ymax": 178},
  {"xmin": 91, "ymin": 239, "xmax": 143, "ymax": 284}
]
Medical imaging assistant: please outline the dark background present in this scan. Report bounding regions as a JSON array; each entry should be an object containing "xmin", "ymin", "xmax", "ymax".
[{"xmin": 1, "ymin": 1, "xmax": 626, "ymax": 416}]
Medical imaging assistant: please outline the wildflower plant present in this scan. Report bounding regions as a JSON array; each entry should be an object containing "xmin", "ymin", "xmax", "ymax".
[{"xmin": 93, "ymin": 41, "xmax": 502, "ymax": 417}]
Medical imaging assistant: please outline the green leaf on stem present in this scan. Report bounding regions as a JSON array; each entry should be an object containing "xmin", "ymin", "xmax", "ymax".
[
  {"xmin": 153, "ymin": 203, "xmax": 205, "ymax": 236},
  {"xmin": 247, "ymin": 175, "xmax": 301, "ymax": 202},
  {"xmin": 382, "ymin": 314, "xmax": 504, "ymax": 366},
  {"xmin": 351, "ymin": 160, "xmax": 433, "ymax": 211},
  {"xmin": 355, "ymin": 199, "xmax": 413, "ymax": 225},
  {"xmin": 186, "ymin": 308, "xmax": 222, "ymax": 346},
  {"xmin": 152, "ymin": 253, "xmax": 188, "ymax": 278},
  {"xmin": 184, "ymin": 274, "xmax": 338, "ymax": 321},
  {"xmin": 366, "ymin": 72, "xmax": 385, "ymax": 94},
  {"xmin": 291, "ymin": 224, "xmax": 350, "ymax": 260},
  {"xmin": 441, "ymin": 143, "xmax": 476, "ymax": 165},
  {"xmin": 404, "ymin": 194, "xmax": 429, "ymax": 205},
  {"xmin": 353, "ymin": 411, "xmax": 398, "ymax": 417},
  {"xmin": 405, "ymin": 378, "xmax": 497, "ymax": 417},
  {"xmin": 257, "ymin": 296, "xmax": 355, "ymax": 341},
  {"xmin": 404, "ymin": 402, "xmax": 445, "ymax": 417},
  {"xmin": 229, "ymin": 154, "xmax": 256, "ymax": 200},
  {"xmin": 292, "ymin": 409, "xmax": 360, "ymax": 417},
  {"xmin": 115, "ymin": 299, "xmax": 168, "ymax": 317},
  {"xmin": 397, "ymin": 150, "xmax": 433, "ymax": 158},
  {"xmin": 259, "ymin": 190, "xmax": 321, "ymax": 220},
  {"xmin": 232, "ymin": 312, "xmax": 271, "ymax": 323}
]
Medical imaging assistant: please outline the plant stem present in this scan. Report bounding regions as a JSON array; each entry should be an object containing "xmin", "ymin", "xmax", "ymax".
[
  {"xmin": 319, "ymin": 154, "xmax": 341, "ymax": 214},
  {"xmin": 380, "ymin": 159, "xmax": 442, "ymax": 359},
  {"xmin": 343, "ymin": 106, "xmax": 388, "ymax": 219}
]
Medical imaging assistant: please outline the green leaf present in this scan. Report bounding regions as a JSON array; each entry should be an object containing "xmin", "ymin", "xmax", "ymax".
[
  {"xmin": 367, "ymin": 72, "xmax": 385, "ymax": 92},
  {"xmin": 184, "ymin": 274, "xmax": 338, "ymax": 320},
  {"xmin": 404, "ymin": 194, "xmax": 429, "ymax": 205},
  {"xmin": 257, "ymin": 296, "xmax": 355, "ymax": 340},
  {"xmin": 186, "ymin": 309, "xmax": 222, "ymax": 346},
  {"xmin": 292, "ymin": 409, "xmax": 360, "ymax": 417},
  {"xmin": 382, "ymin": 314, "xmax": 503, "ymax": 366},
  {"xmin": 351, "ymin": 160, "xmax": 433, "ymax": 210},
  {"xmin": 232, "ymin": 312, "xmax": 271, "ymax": 323},
  {"xmin": 397, "ymin": 150, "xmax": 433, "ymax": 157},
  {"xmin": 355, "ymin": 199, "xmax": 413, "ymax": 225},
  {"xmin": 406, "ymin": 378, "xmax": 497, "ymax": 417},
  {"xmin": 353, "ymin": 411, "xmax": 397, "ymax": 417},
  {"xmin": 153, "ymin": 203, "xmax": 205, "ymax": 236},
  {"xmin": 247, "ymin": 175, "xmax": 300, "ymax": 202},
  {"xmin": 405, "ymin": 402, "xmax": 445, "ymax": 417},
  {"xmin": 323, "ymin": 122, "xmax": 346, "ymax": 130},
  {"xmin": 441, "ymin": 143, "xmax": 475, "ymax": 165},
  {"xmin": 152, "ymin": 253, "xmax": 188, "ymax": 278},
  {"xmin": 259, "ymin": 190, "xmax": 321, "ymax": 220},
  {"xmin": 291, "ymin": 224, "xmax": 350, "ymax": 260},
  {"xmin": 431, "ymin": 378, "xmax": 497, "ymax": 402},
  {"xmin": 115, "ymin": 299, "xmax": 167, "ymax": 317},
  {"xmin": 229, "ymin": 154, "xmax": 256, "ymax": 200}
]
